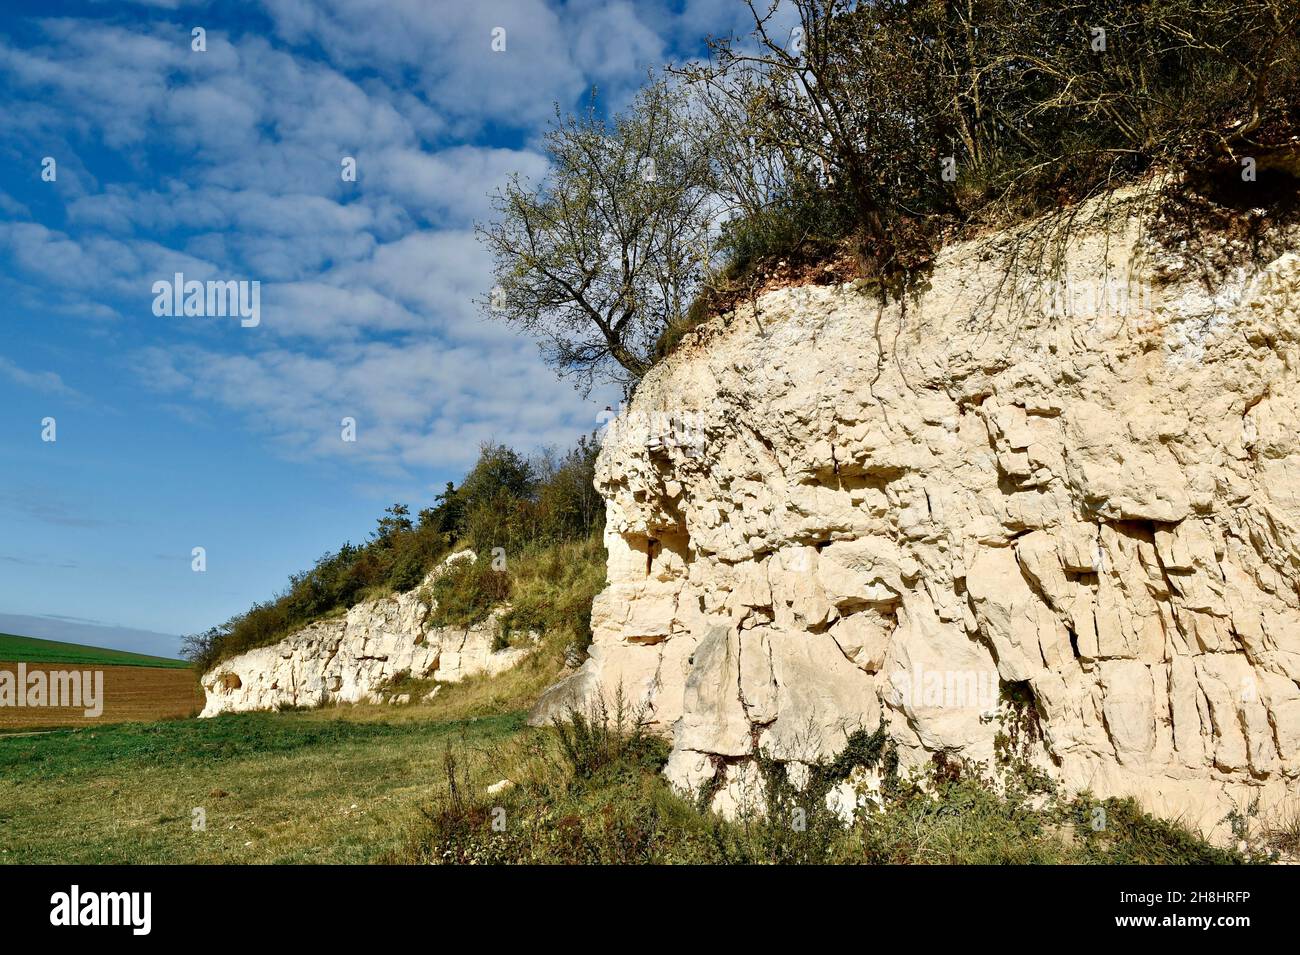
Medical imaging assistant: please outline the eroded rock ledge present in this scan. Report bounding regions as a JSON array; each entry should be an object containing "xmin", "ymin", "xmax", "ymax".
[
  {"xmin": 201, "ymin": 553, "xmax": 532, "ymax": 716},
  {"xmin": 532, "ymin": 189, "xmax": 1300, "ymax": 835}
]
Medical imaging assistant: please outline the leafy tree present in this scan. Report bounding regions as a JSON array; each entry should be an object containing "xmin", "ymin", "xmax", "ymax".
[
  {"xmin": 419, "ymin": 482, "xmax": 461, "ymax": 535},
  {"xmin": 534, "ymin": 434, "xmax": 603, "ymax": 540},
  {"xmin": 479, "ymin": 80, "xmax": 718, "ymax": 393},
  {"xmin": 457, "ymin": 443, "xmax": 537, "ymax": 513},
  {"xmin": 373, "ymin": 503, "xmax": 413, "ymax": 545}
]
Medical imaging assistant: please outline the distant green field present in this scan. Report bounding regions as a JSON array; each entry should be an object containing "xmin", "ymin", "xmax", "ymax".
[{"xmin": 0, "ymin": 632, "xmax": 190, "ymax": 669}]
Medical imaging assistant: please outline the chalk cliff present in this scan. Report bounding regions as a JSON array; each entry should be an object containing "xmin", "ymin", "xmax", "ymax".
[
  {"xmin": 201, "ymin": 552, "xmax": 532, "ymax": 717},
  {"xmin": 532, "ymin": 187, "xmax": 1300, "ymax": 835}
]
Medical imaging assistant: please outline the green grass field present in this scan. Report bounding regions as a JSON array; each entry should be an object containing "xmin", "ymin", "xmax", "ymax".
[
  {"xmin": 1, "ymin": 694, "xmax": 1280, "ymax": 865},
  {"xmin": 0, "ymin": 621, "xmax": 558, "ymax": 862},
  {"xmin": 0, "ymin": 632, "xmax": 189, "ymax": 669},
  {"xmin": 0, "ymin": 706, "xmax": 530, "ymax": 863}
]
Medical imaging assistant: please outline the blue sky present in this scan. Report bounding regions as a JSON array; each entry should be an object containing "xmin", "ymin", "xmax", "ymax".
[{"xmin": 0, "ymin": 0, "xmax": 750, "ymax": 657}]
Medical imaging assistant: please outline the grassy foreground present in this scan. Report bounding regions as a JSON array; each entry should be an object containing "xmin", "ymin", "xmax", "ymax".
[
  {"xmin": 1, "ymin": 689, "xmax": 1269, "ymax": 865},
  {"xmin": 0, "ymin": 704, "xmax": 531, "ymax": 864},
  {"xmin": 387, "ymin": 704, "xmax": 1266, "ymax": 866},
  {"xmin": 0, "ymin": 615, "xmax": 575, "ymax": 864},
  {"xmin": 1, "ymin": 547, "xmax": 1279, "ymax": 864}
]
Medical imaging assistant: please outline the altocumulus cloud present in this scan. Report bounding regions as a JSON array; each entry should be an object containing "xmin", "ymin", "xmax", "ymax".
[
  {"xmin": 0, "ymin": 0, "xmax": 742, "ymax": 486},
  {"xmin": 133, "ymin": 336, "xmax": 597, "ymax": 473}
]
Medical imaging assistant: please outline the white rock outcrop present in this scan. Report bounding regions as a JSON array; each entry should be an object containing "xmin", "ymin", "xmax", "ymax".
[
  {"xmin": 201, "ymin": 551, "xmax": 531, "ymax": 716},
  {"xmin": 532, "ymin": 188, "xmax": 1300, "ymax": 837}
]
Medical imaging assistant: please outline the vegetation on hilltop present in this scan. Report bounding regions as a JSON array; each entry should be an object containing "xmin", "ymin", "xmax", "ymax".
[
  {"xmin": 482, "ymin": 0, "xmax": 1300, "ymax": 389},
  {"xmin": 183, "ymin": 436, "xmax": 605, "ymax": 673}
]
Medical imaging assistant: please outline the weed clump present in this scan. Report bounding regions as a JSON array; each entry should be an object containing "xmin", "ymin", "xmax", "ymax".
[{"xmin": 391, "ymin": 703, "xmax": 1251, "ymax": 865}]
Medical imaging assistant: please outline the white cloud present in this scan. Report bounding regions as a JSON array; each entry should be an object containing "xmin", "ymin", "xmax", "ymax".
[
  {"xmin": 0, "ymin": 220, "xmax": 218, "ymax": 298},
  {"xmin": 368, "ymin": 145, "xmax": 549, "ymax": 225},
  {"xmin": 262, "ymin": 0, "xmax": 590, "ymax": 133},
  {"xmin": 327, "ymin": 228, "xmax": 498, "ymax": 340},
  {"xmin": 0, "ymin": 190, "xmax": 30, "ymax": 218},
  {"xmin": 568, "ymin": 0, "xmax": 667, "ymax": 87},
  {"xmin": 135, "ymin": 337, "xmax": 612, "ymax": 473},
  {"xmin": 260, "ymin": 280, "xmax": 424, "ymax": 339},
  {"xmin": 0, "ymin": 355, "xmax": 80, "ymax": 398},
  {"xmin": 0, "ymin": 19, "xmax": 186, "ymax": 149},
  {"xmin": 0, "ymin": 0, "xmax": 688, "ymax": 480}
]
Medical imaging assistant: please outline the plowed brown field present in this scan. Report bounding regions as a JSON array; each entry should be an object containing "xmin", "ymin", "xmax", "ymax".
[{"xmin": 0, "ymin": 662, "xmax": 204, "ymax": 729}]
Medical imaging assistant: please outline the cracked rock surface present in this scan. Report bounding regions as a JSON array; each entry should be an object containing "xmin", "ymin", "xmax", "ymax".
[{"xmin": 531, "ymin": 190, "xmax": 1300, "ymax": 835}]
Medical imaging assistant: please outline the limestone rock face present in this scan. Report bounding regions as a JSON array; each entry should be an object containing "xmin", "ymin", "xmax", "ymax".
[
  {"xmin": 532, "ymin": 191, "xmax": 1300, "ymax": 836},
  {"xmin": 200, "ymin": 551, "xmax": 532, "ymax": 716}
]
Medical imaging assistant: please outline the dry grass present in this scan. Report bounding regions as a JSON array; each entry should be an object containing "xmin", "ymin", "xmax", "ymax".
[{"xmin": 1260, "ymin": 802, "xmax": 1300, "ymax": 860}]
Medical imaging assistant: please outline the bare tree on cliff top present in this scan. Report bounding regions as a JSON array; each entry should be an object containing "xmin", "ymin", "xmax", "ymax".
[{"xmin": 478, "ymin": 80, "xmax": 718, "ymax": 395}]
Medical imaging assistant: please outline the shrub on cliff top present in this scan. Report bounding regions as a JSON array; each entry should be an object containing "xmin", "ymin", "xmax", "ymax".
[
  {"xmin": 483, "ymin": 0, "xmax": 1300, "ymax": 380},
  {"xmin": 683, "ymin": 0, "xmax": 1300, "ymax": 278}
]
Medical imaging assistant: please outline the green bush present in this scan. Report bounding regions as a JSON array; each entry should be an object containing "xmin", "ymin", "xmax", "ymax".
[
  {"xmin": 427, "ymin": 556, "xmax": 511, "ymax": 630},
  {"xmin": 715, "ymin": 182, "xmax": 852, "ymax": 280},
  {"xmin": 553, "ymin": 692, "xmax": 670, "ymax": 781},
  {"xmin": 1065, "ymin": 794, "xmax": 1251, "ymax": 865}
]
